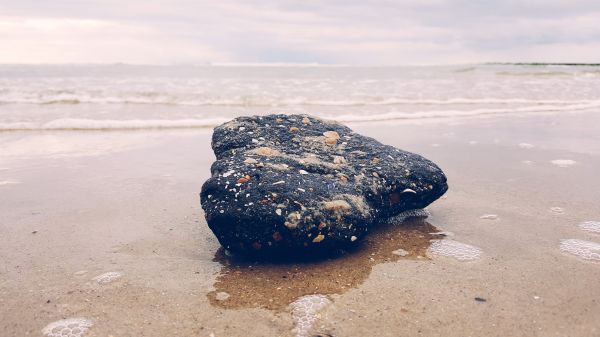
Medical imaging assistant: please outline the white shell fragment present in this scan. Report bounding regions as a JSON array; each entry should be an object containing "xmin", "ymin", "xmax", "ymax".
[
  {"xmin": 215, "ymin": 292, "xmax": 231, "ymax": 301},
  {"xmin": 392, "ymin": 248, "xmax": 409, "ymax": 256},
  {"xmin": 559, "ymin": 239, "xmax": 600, "ymax": 261},
  {"xmin": 42, "ymin": 318, "xmax": 93, "ymax": 337},
  {"xmin": 427, "ymin": 240, "xmax": 482, "ymax": 261},
  {"xmin": 290, "ymin": 294, "xmax": 332, "ymax": 337}
]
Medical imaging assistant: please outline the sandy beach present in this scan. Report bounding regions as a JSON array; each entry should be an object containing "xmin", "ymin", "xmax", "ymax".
[{"xmin": 1, "ymin": 109, "xmax": 599, "ymax": 336}]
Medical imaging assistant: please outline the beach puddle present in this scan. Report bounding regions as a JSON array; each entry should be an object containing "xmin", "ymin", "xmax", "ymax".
[{"xmin": 207, "ymin": 217, "xmax": 440, "ymax": 311}]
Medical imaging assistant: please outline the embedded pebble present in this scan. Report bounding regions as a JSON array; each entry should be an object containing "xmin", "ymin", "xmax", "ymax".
[
  {"xmin": 559, "ymin": 239, "xmax": 600, "ymax": 261},
  {"xmin": 578, "ymin": 221, "xmax": 600, "ymax": 234},
  {"xmin": 427, "ymin": 240, "xmax": 482, "ymax": 261},
  {"xmin": 550, "ymin": 159, "xmax": 577, "ymax": 167},
  {"xmin": 42, "ymin": 318, "xmax": 93, "ymax": 337},
  {"xmin": 392, "ymin": 248, "xmax": 409, "ymax": 256},
  {"xmin": 480, "ymin": 214, "xmax": 498, "ymax": 220},
  {"xmin": 290, "ymin": 294, "xmax": 332, "ymax": 337},
  {"xmin": 215, "ymin": 292, "xmax": 231, "ymax": 301},
  {"xmin": 92, "ymin": 271, "xmax": 123, "ymax": 284}
]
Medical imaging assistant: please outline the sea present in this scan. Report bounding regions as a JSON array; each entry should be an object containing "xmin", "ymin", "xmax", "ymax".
[{"xmin": 1, "ymin": 63, "xmax": 599, "ymax": 130}]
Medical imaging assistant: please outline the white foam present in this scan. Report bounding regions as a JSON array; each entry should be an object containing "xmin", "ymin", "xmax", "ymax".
[
  {"xmin": 551, "ymin": 159, "xmax": 577, "ymax": 167},
  {"xmin": 480, "ymin": 214, "xmax": 498, "ymax": 220},
  {"xmin": 3, "ymin": 100, "xmax": 600, "ymax": 131},
  {"xmin": 559, "ymin": 239, "xmax": 600, "ymax": 261},
  {"xmin": 42, "ymin": 318, "xmax": 92, "ymax": 337},
  {"xmin": 427, "ymin": 240, "xmax": 482, "ymax": 261},
  {"xmin": 290, "ymin": 294, "xmax": 332, "ymax": 337},
  {"xmin": 92, "ymin": 271, "xmax": 122, "ymax": 284},
  {"xmin": 0, "ymin": 118, "xmax": 230, "ymax": 131},
  {"xmin": 578, "ymin": 221, "xmax": 600, "ymax": 234}
]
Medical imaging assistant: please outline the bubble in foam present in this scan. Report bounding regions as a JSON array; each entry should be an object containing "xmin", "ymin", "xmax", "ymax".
[
  {"xmin": 92, "ymin": 271, "xmax": 122, "ymax": 284},
  {"xmin": 578, "ymin": 221, "xmax": 600, "ymax": 234},
  {"xmin": 551, "ymin": 159, "xmax": 577, "ymax": 167},
  {"xmin": 42, "ymin": 317, "xmax": 92, "ymax": 337},
  {"xmin": 559, "ymin": 239, "xmax": 600, "ymax": 261},
  {"xmin": 427, "ymin": 240, "xmax": 482, "ymax": 261},
  {"xmin": 290, "ymin": 294, "xmax": 331, "ymax": 337}
]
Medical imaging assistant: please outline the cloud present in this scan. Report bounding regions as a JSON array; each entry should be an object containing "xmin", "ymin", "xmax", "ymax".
[{"xmin": 0, "ymin": 0, "xmax": 599, "ymax": 64}]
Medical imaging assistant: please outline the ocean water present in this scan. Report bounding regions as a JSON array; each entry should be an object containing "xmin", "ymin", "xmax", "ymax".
[{"xmin": 1, "ymin": 64, "xmax": 600, "ymax": 130}]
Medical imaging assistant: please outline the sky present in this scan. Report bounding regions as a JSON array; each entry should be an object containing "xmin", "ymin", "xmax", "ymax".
[{"xmin": 1, "ymin": 0, "xmax": 599, "ymax": 65}]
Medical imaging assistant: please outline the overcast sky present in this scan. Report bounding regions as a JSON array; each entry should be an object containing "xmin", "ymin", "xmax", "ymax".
[{"xmin": 1, "ymin": 0, "xmax": 599, "ymax": 65}]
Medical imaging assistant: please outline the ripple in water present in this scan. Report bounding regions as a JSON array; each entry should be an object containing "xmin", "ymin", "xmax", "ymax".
[
  {"xmin": 290, "ymin": 294, "xmax": 332, "ymax": 337},
  {"xmin": 559, "ymin": 239, "xmax": 600, "ymax": 261},
  {"xmin": 427, "ymin": 240, "xmax": 482, "ymax": 261},
  {"xmin": 578, "ymin": 221, "xmax": 600, "ymax": 234},
  {"xmin": 42, "ymin": 318, "xmax": 92, "ymax": 337}
]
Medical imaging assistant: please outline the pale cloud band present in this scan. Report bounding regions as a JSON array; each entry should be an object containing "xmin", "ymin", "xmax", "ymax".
[{"xmin": 1, "ymin": 0, "xmax": 599, "ymax": 64}]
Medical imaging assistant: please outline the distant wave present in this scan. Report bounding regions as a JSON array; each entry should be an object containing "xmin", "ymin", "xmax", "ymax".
[
  {"xmin": 2, "ymin": 101, "xmax": 600, "ymax": 131},
  {"xmin": 1, "ymin": 96, "xmax": 598, "ymax": 107},
  {"xmin": 0, "ymin": 118, "xmax": 230, "ymax": 131}
]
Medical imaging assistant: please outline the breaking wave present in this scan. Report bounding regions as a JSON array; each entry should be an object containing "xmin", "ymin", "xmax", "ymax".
[{"xmin": 2, "ymin": 101, "xmax": 599, "ymax": 131}]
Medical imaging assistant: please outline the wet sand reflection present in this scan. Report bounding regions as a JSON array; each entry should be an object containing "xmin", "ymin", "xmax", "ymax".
[{"xmin": 208, "ymin": 217, "xmax": 441, "ymax": 311}]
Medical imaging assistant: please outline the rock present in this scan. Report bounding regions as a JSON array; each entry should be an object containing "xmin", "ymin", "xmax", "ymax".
[{"xmin": 200, "ymin": 114, "xmax": 448, "ymax": 254}]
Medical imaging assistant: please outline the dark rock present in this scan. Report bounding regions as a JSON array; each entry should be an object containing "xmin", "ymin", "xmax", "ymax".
[{"xmin": 200, "ymin": 114, "xmax": 448, "ymax": 254}]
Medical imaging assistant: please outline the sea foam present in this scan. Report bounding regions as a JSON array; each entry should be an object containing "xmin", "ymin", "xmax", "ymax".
[
  {"xmin": 92, "ymin": 271, "xmax": 122, "ymax": 284},
  {"xmin": 290, "ymin": 294, "xmax": 332, "ymax": 337},
  {"xmin": 427, "ymin": 240, "xmax": 482, "ymax": 261},
  {"xmin": 578, "ymin": 221, "xmax": 600, "ymax": 234},
  {"xmin": 559, "ymin": 239, "xmax": 600, "ymax": 261}
]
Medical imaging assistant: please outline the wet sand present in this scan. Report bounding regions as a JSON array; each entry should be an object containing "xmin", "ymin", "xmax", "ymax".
[{"xmin": 1, "ymin": 110, "xmax": 600, "ymax": 336}]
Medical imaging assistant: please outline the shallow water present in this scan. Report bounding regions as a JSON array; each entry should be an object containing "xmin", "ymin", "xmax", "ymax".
[{"xmin": 2, "ymin": 64, "xmax": 600, "ymax": 130}]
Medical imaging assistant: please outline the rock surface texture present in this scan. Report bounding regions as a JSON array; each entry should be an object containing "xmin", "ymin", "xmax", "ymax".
[{"xmin": 200, "ymin": 114, "xmax": 448, "ymax": 254}]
